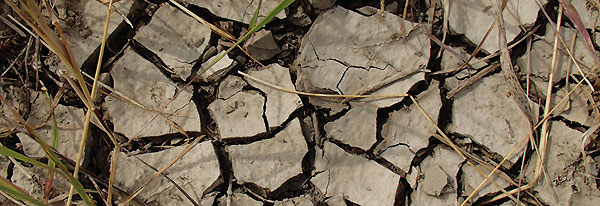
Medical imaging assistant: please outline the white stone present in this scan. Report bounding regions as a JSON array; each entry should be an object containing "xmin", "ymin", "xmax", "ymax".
[
  {"xmin": 114, "ymin": 141, "xmax": 220, "ymax": 205},
  {"xmin": 295, "ymin": 6, "xmax": 429, "ymax": 110},
  {"xmin": 199, "ymin": 51, "xmax": 237, "ymax": 83},
  {"xmin": 312, "ymin": 141, "xmax": 400, "ymax": 206},
  {"xmin": 135, "ymin": 5, "xmax": 212, "ymax": 80},
  {"xmin": 208, "ymin": 91, "xmax": 266, "ymax": 138},
  {"xmin": 105, "ymin": 50, "xmax": 201, "ymax": 138},
  {"xmin": 217, "ymin": 75, "xmax": 247, "ymax": 100},
  {"xmin": 526, "ymin": 121, "xmax": 600, "ymax": 206},
  {"xmin": 186, "ymin": 0, "xmax": 285, "ymax": 24},
  {"xmin": 451, "ymin": 73, "xmax": 532, "ymax": 162},
  {"xmin": 17, "ymin": 93, "xmax": 87, "ymax": 162},
  {"xmin": 246, "ymin": 64, "xmax": 303, "ymax": 128},
  {"xmin": 229, "ymin": 118, "xmax": 307, "ymax": 191},
  {"xmin": 324, "ymin": 103, "xmax": 377, "ymax": 150},
  {"xmin": 446, "ymin": 0, "xmax": 543, "ymax": 53}
]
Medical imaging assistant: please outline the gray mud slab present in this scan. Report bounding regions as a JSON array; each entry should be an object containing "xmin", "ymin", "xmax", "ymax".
[
  {"xmin": 245, "ymin": 64, "xmax": 303, "ymax": 128},
  {"xmin": 229, "ymin": 118, "xmax": 307, "ymax": 191},
  {"xmin": 295, "ymin": 6, "xmax": 429, "ymax": 110},
  {"xmin": 135, "ymin": 4, "xmax": 212, "ymax": 80},
  {"xmin": 324, "ymin": 103, "xmax": 377, "ymax": 150},
  {"xmin": 526, "ymin": 121, "xmax": 600, "ymax": 206},
  {"xmin": 17, "ymin": 92, "xmax": 87, "ymax": 162},
  {"xmin": 50, "ymin": 0, "xmax": 133, "ymax": 67},
  {"xmin": 380, "ymin": 81, "xmax": 442, "ymax": 171},
  {"xmin": 410, "ymin": 147, "xmax": 463, "ymax": 205},
  {"xmin": 446, "ymin": 0, "xmax": 543, "ymax": 53},
  {"xmin": 104, "ymin": 49, "xmax": 201, "ymax": 138},
  {"xmin": 450, "ymin": 73, "xmax": 534, "ymax": 163},
  {"xmin": 186, "ymin": 0, "xmax": 285, "ymax": 24},
  {"xmin": 312, "ymin": 141, "xmax": 400, "ymax": 205},
  {"xmin": 114, "ymin": 141, "xmax": 220, "ymax": 205},
  {"xmin": 208, "ymin": 90, "xmax": 266, "ymax": 139}
]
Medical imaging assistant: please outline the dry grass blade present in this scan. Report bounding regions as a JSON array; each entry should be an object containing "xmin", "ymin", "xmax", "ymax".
[
  {"xmin": 107, "ymin": 146, "xmax": 120, "ymax": 205},
  {"xmin": 494, "ymin": 1, "xmax": 535, "ymax": 124},
  {"xmin": 534, "ymin": 4, "xmax": 565, "ymax": 202},
  {"xmin": 533, "ymin": 0, "xmax": 595, "ymax": 91},
  {"xmin": 0, "ymin": 176, "xmax": 46, "ymax": 206},
  {"xmin": 447, "ymin": 63, "xmax": 499, "ymax": 98},
  {"xmin": 0, "ymin": 15, "xmax": 26, "ymax": 37},
  {"xmin": 66, "ymin": 0, "xmax": 115, "ymax": 204},
  {"xmin": 0, "ymin": 93, "xmax": 94, "ymax": 205},
  {"xmin": 119, "ymin": 136, "xmax": 204, "ymax": 205},
  {"xmin": 580, "ymin": 121, "xmax": 600, "ymax": 176}
]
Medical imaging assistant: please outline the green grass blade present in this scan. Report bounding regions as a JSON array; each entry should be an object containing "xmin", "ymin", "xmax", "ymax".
[
  {"xmin": 196, "ymin": 0, "xmax": 294, "ymax": 78},
  {"xmin": 0, "ymin": 145, "xmax": 51, "ymax": 169},
  {"xmin": 0, "ymin": 144, "xmax": 94, "ymax": 205},
  {"xmin": 0, "ymin": 94, "xmax": 94, "ymax": 205},
  {"xmin": 0, "ymin": 177, "xmax": 47, "ymax": 206},
  {"xmin": 249, "ymin": 0, "xmax": 263, "ymax": 29}
]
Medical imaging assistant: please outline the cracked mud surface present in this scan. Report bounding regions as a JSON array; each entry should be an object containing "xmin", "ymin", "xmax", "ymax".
[{"xmin": 2, "ymin": 0, "xmax": 600, "ymax": 205}]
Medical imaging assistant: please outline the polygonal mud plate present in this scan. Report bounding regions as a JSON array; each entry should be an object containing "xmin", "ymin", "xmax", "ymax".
[
  {"xmin": 114, "ymin": 141, "xmax": 220, "ymax": 205},
  {"xmin": 411, "ymin": 146, "xmax": 464, "ymax": 205},
  {"xmin": 10, "ymin": 165, "xmax": 71, "ymax": 205},
  {"xmin": 199, "ymin": 50, "xmax": 236, "ymax": 83},
  {"xmin": 135, "ymin": 4, "xmax": 212, "ymax": 80},
  {"xmin": 47, "ymin": 0, "xmax": 133, "ymax": 73},
  {"xmin": 446, "ymin": 0, "xmax": 543, "ymax": 53},
  {"xmin": 229, "ymin": 118, "xmax": 307, "ymax": 191},
  {"xmin": 526, "ymin": 121, "xmax": 600, "ymax": 206},
  {"xmin": 104, "ymin": 49, "xmax": 201, "ymax": 138},
  {"xmin": 451, "ymin": 73, "xmax": 534, "ymax": 163},
  {"xmin": 516, "ymin": 26, "xmax": 598, "ymax": 98},
  {"xmin": 380, "ymin": 81, "xmax": 442, "ymax": 170},
  {"xmin": 460, "ymin": 162, "xmax": 510, "ymax": 203},
  {"xmin": 312, "ymin": 141, "xmax": 400, "ymax": 205},
  {"xmin": 295, "ymin": 6, "xmax": 429, "ymax": 110},
  {"xmin": 208, "ymin": 90, "xmax": 266, "ymax": 139},
  {"xmin": 17, "ymin": 92, "xmax": 87, "ymax": 162},
  {"xmin": 186, "ymin": 0, "xmax": 286, "ymax": 24},
  {"xmin": 324, "ymin": 103, "xmax": 377, "ymax": 150},
  {"xmin": 245, "ymin": 64, "xmax": 302, "ymax": 128}
]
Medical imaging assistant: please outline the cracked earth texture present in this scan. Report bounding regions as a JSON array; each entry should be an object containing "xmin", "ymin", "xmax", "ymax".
[{"xmin": 2, "ymin": 0, "xmax": 600, "ymax": 205}]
